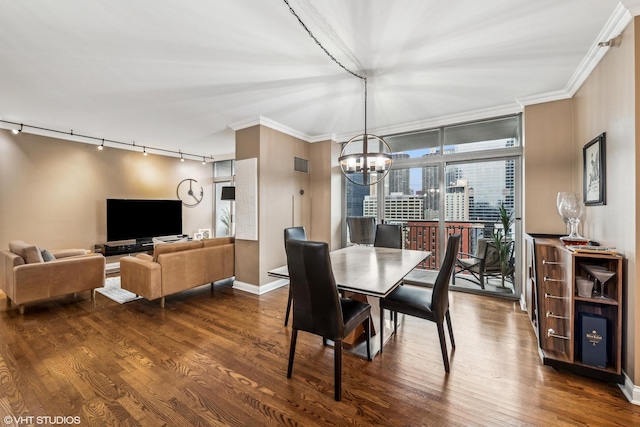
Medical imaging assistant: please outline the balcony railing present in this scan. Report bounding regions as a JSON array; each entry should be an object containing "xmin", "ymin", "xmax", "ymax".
[{"xmin": 392, "ymin": 220, "xmax": 498, "ymax": 270}]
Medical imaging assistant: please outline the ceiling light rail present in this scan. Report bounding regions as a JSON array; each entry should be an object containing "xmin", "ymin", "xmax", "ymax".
[{"xmin": 0, "ymin": 119, "xmax": 213, "ymax": 163}]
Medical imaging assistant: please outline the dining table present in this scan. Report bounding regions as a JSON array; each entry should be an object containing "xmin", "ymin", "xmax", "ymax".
[{"xmin": 268, "ymin": 244, "xmax": 430, "ymax": 358}]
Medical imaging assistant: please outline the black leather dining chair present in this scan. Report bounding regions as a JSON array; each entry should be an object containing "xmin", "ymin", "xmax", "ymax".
[
  {"xmin": 285, "ymin": 239, "xmax": 372, "ymax": 401},
  {"xmin": 374, "ymin": 224, "xmax": 403, "ymax": 249},
  {"xmin": 283, "ymin": 226, "xmax": 307, "ymax": 326},
  {"xmin": 379, "ymin": 234, "xmax": 461, "ymax": 373}
]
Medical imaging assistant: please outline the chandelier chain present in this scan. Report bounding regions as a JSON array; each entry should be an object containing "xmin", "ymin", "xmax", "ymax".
[{"xmin": 282, "ymin": 0, "xmax": 366, "ymax": 83}]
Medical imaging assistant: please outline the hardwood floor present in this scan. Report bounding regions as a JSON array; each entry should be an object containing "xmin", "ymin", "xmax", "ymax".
[{"xmin": 1, "ymin": 281, "xmax": 639, "ymax": 426}]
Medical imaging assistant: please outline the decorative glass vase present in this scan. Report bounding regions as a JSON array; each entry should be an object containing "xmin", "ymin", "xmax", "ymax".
[{"xmin": 557, "ymin": 192, "xmax": 589, "ymax": 245}]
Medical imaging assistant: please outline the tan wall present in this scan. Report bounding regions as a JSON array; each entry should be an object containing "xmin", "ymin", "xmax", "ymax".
[
  {"xmin": 258, "ymin": 126, "xmax": 310, "ymax": 286},
  {"xmin": 523, "ymin": 19, "xmax": 638, "ymax": 382},
  {"xmin": 0, "ymin": 130, "xmax": 214, "ymax": 252},
  {"xmin": 573, "ymin": 19, "xmax": 637, "ymax": 382},
  {"xmin": 523, "ymin": 99, "xmax": 574, "ymax": 234},
  {"xmin": 309, "ymin": 139, "xmax": 343, "ymax": 250},
  {"xmin": 234, "ymin": 125, "xmax": 313, "ymax": 287},
  {"xmin": 235, "ymin": 126, "xmax": 261, "ymax": 286}
]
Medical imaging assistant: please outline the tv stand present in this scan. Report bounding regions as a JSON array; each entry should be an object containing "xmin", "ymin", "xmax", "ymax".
[{"xmin": 95, "ymin": 242, "xmax": 150, "ymax": 257}]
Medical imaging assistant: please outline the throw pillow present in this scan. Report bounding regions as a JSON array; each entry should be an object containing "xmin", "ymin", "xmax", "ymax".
[{"xmin": 40, "ymin": 248, "xmax": 56, "ymax": 262}]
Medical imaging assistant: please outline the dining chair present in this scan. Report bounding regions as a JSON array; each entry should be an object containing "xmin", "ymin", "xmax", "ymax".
[
  {"xmin": 346, "ymin": 216, "xmax": 376, "ymax": 245},
  {"xmin": 373, "ymin": 223, "xmax": 403, "ymax": 249},
  {"xmin": 283, "ymin": 226, "xmax": 307, "ymax": 326},
  {"xmin": 285, "ymin": 239, "xmax": 372, "ymax": 401},
  {"xmin": 379, "ymin": 234, "xmax": 461, "ymax": 373}
]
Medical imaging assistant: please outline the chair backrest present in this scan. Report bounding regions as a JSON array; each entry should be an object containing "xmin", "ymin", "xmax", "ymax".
[
  {"xmin": 346, "ymin": 217, "xmax": 376, "ymax": 245},
  {"xmin": 284, "ymin": 226, "xmax": 307, "ymax": 248},
  {"xmin": 285, "ymin": 240, "xmax": 344, "ymax": 340},
  {"xmin": 374, "ymin": 224, "xmax": 402, "ymax": 249},
  {"xmin": 431, "ymin": 234, "xmax": 461, "ymax": 320}
]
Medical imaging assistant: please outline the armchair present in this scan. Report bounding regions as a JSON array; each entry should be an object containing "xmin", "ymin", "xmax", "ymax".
[
  {"xmin": 453, "ymin": 238, "xmax": 514, "ymax": 289},
  {"xmin": 0, "ymin": 240, "xmax": 105, "ymax": 314}
]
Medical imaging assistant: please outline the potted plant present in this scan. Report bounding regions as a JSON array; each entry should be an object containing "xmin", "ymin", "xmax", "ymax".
[{"xmin": 491, "ymin": 202, "xmax": 515, "ymax": 289}]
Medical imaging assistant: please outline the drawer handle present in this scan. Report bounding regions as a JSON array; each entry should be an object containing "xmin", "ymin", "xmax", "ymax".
[
  {"xmin": 545, "ymin": 293, "xmax": 568, "ymax": 300},
  {"xmin": 547, "ymin": 328, "xmax": 570, "ymax": 340},
  {"xmin": 543, "ymin": 276, "xmax": 565, "ymax": 283},
  {"xmin": 542, "ymin": 260, "xmax": 562, "ymax": 265},
  {"xmin": 546, "ymin": 311, "xmax": 569, "ymax": 320}
]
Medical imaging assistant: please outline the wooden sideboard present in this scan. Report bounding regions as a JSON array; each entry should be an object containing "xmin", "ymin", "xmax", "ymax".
[{"xmin": 525, "ymin": 234, "xmax": 623, "ymax": 383}]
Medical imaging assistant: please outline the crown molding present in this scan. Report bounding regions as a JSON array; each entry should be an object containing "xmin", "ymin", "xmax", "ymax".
[
  {"xmin": 517, "ymin": 3, "xmax": 632, "ymax": 107},
  {"xmin": 229, "ymin": 116, "xmax": 337, "ymax": 143},
  {"xmin": 622, "ymin": 0, "xmax": 640, "ymax": 16},
  {"xmin": 344, "ymin": 103, "xmax": 523, "ymax": 141}
]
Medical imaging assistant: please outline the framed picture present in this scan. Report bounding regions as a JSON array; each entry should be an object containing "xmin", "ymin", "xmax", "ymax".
[
  {"xmin": 583, "ymin": 132, "xmax": 606, "ymax": 206},
  {"xmin": 198, "ymin": 228, "xmax": 211, "ymax": 239},
  {"xmin": 193, "ymin": 232, "xmax": 204, "ymax": 241}
]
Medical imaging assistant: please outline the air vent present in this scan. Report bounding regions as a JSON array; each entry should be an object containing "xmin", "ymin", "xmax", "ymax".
[{"xmin": 294, "ymin": 157, "xmax": 309, "ymax": 173}]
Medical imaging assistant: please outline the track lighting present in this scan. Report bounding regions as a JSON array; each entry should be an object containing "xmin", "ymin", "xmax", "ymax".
[
  {"xmin": 0, "ymin": 119, "xmax": 212, "ymax": 162},
  {"xmin": 202, "ymin": 156, "xmax": 206, "ymax": 165}
]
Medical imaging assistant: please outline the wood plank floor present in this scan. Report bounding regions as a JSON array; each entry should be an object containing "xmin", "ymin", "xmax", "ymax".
[{"xmin": 1, "ymin": 281, "xmax": 639, "ymax": 426}]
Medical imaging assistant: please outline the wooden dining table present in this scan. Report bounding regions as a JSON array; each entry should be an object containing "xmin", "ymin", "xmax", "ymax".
[{"xmin": 268, "ymin": 245, "xmax": 430, "ymax": 358}]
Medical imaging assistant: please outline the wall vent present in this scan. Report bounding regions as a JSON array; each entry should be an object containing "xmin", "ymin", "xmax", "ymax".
[{"xmin": 294, "ymin": 157, "xmax": 309, "ymax": 173}]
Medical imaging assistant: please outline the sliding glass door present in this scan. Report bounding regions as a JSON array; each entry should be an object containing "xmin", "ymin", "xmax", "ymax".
[{"xmin": 345, "ymin": 114, "xmax": 523, "ymax": 298}]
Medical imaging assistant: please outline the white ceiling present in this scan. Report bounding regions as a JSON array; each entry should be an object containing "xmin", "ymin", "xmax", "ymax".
[{"xmin": 0, "ymin": 0, "xmax": 630, "ymax": 161}]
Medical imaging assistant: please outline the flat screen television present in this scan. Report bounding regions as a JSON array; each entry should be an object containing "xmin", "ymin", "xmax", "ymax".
[{"xmin": 107, "ymin": 199, "xmax": 182, "ymax": 243}]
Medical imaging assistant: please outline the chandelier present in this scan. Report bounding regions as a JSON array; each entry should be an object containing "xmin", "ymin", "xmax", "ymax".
[
  {"xmin": 338, "ymin": 80, "xmax": 392, "ymax": 185},
  {"xmin": 283, "ymin": 0, "xmax": 393, "ymax": 186}
]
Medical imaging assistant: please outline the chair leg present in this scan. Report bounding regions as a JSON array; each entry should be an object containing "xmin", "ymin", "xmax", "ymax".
[
  {"xmin": 334, "ymin": 339, "xmax": 342, "ymax": 401},
  {"xmin": 287, "ymin": 329, "xmax": 298, "ymax": 378},
  {"xmin": 437, "ymin": 321, "xmax": 450, "ymax": 373},
  {"xmin": 446, "ymin": 310, "xmax": 456, "ymax": 349},
  {"xmin": 379, "ymin": 306, "xmax": 384, "ymax": 354},
  {"xmin": 284, "ymin": 287, "xmax": 292, "ymax": 326},
  {"xmin": 363, "ymin": 318, "xmax": 371, "ymax": 361},
  {"xmin": 393, "ymin": 311, "xmax": 398, "ymax": 333}
]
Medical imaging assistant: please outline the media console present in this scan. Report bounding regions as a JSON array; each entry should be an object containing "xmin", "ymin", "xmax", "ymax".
[{"xmin": 95, "ymin": 242, "xmax": 153, "ymax": 257}]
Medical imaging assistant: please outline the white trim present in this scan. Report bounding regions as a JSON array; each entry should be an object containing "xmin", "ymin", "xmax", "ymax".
[
  {"xmin": 564, "ymin": 3, "xmax": 631, "ymax": 97},
  {"xmin": 105, "ymin": 262, "xmax": 120, "ymax": 275},
  {"xmin": 622, "ymin": 0, "xmax": 640, "ymax": 16},
  {"xmin": 620, "ymin": 371, "xmax": 640, "ymax": 405},
  {"xmin": 347, "ymin": 103, "xmax": 523, "ymax": 142},
  {"xmin": 232, "ymin": 279, "xmax": 288, "ymax": 295}
]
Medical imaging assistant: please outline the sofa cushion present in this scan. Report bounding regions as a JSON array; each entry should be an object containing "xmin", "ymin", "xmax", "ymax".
[
  {"xmin": 40, "ymin": 249, "xmax": 56, "ymax": 262},
  {"xmin": 152, "ymin": 240, "xmax": 203, "ymax": 262},
  {"xmin": 8, "ymin": 240, "xmax": 44, "ymax": 264}
]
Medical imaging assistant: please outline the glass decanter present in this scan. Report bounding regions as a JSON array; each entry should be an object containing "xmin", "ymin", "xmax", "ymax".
[{"xmin": 557, "ymin": 192, "xmax": 588, "ymax": 245}]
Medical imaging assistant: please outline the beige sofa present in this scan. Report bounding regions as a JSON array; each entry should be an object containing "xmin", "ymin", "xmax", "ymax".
[
  {"xmin": 0, "ymin": 240, "xmax": 106, "ymax": 314},
  {"xmin": 120, "ymin": 237, "xmax": 234, "ymax": 307}
]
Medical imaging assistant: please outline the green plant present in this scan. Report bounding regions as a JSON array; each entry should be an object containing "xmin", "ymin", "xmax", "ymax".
[{"xmin": 492, "ymin": 202, "xmax": 515, "ymax": 288}]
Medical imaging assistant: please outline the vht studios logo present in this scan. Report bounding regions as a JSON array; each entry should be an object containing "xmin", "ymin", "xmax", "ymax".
[{"xmin": 586, "ymin": 329, "xmax": 603, "ymax": 346}]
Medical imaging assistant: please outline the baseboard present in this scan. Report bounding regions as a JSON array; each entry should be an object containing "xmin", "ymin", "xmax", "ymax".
[
  {"xmin": 620, "ymin": 371, "xmax": 640, "ymax": 405},
  {"xmin": 105, "ymin": 262, "xmax": 120, "ymax": 275},
  {"xmin": 233, "ymin": 279, "xmax": 288, "ymax": 295}
]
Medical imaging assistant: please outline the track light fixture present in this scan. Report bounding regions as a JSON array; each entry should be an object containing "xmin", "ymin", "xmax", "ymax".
[
  {"xmin": 0, "ymin": 119, "xmax": 213, "ymax": 163},
  {"xmin": 202, "ymin": 156, "xmax": 206, "ymax": 165},
  {"xmin": 143, "ymin": 146, "xmax": 148, "ymax": 156}
]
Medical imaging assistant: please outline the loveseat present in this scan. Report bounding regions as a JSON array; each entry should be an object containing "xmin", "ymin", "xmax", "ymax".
[
  {"xmin": 0, "ymin": 240, "xmax": 106, "ymax": 314},
  {"xmin": 120, "ymin": 237, "xmax": 234, "ymax": 307}
]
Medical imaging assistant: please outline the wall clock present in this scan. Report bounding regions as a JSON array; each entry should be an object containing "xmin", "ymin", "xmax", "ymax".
[{"xmin": 177, "ymin": 178, "xmax": 203, "ymax": 206}]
